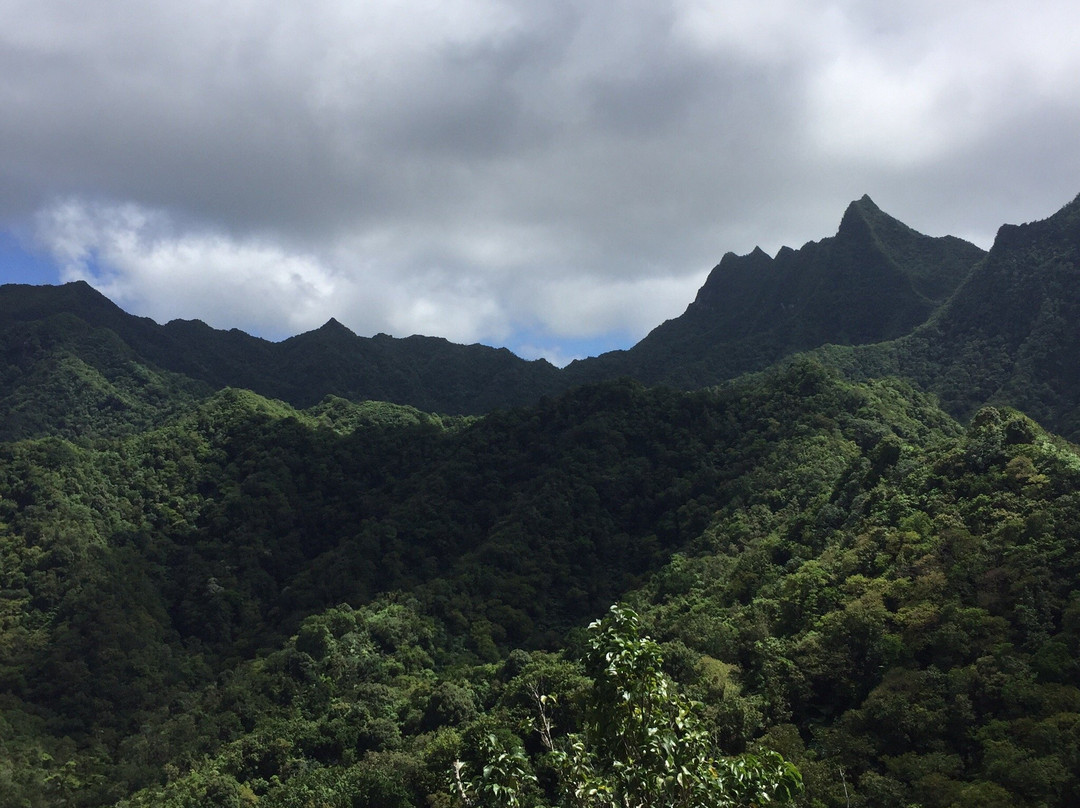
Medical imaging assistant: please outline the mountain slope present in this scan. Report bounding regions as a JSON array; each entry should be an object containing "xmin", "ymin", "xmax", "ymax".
[
  {"xmin": 0, "ymin": 363, "xmax": 962, "ymax": 803},
  {"xmin": 821, "ymin": 192, "xmax": 1080, "ymax": 438},
  {"xmin": 921, "ymin": 191, "xmax": 1080, "ymax": 431},
  {"xmin": 0, "ymin": 284, "xmax": 211, "ymax": 440},
  {"xmin": 4, "ymin": 364, "xmax": 1080, "ymax": 807}
]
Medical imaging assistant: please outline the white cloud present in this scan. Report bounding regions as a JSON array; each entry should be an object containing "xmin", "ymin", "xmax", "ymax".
[
  {"xmin": 35, "ymin": 199, "xmax": 343, "ymax": 338},
  {"xmin": 518, "ymin": 273, "xmax": 700, "ymax": 340},
  {"xmin": 804, "ymin": 1, "xmax": 1080, "ymax": 167}
]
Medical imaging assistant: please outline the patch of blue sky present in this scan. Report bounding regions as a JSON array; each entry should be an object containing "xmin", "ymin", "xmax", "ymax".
[{"xmin": 0, "ymin": 231, "xmax": 61, "ymax": 286}]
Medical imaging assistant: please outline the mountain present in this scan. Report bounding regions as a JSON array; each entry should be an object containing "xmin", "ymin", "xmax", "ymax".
[
  {"xmin": 0, "ymin": 195, "xmax": 992, "ymax": 440},
  {"xmin": 913, "ymin": 191, "xmax": 1080, "ymax": 432},
  {"xmin": 5, "ymin": 195, "xmax": 1080, "ymax": 807},
  {"xmin": 0, "ymin": 281, "xmax": 565, "ymax": 440},
  {"xmin": 0, "ymin": 282, "xmax": 211, "ymax": 440},
  {"xmin": 270, "ymin": 323, "xmax": 563, "ymax": 412},
  {"xmin": 820, "ymin": 191, "xmax": 1080, "ymax": 438},
  {"xmin": 7, "ymin": 193, "xmax": 1080, "ymax": 444},
  {"xmin": 566, "ymin": 194, "xmax": 986, "ymax": 388}
]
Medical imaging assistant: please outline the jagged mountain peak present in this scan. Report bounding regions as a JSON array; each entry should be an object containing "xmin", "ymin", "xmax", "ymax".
[
  {"xmin": 837, "ymin": 194, "xmax": 878, "ymax": 235},
  {"xmin": 836, "ymin": 194, "xmax": 922, "ymax": 247},
  {"xmin": 844, "ymin": 193, "xmax": 881, "ymax": 216},
  {"xmin": 705, "ymin": 245, "xmax": 773, "ymax": 283},
  {"xmin": 315, "ymin": 317, "xmax": 356, "ymax": 336},
  {"xmin": 693, "ymin": 195, "xmax": 976, "ymax": 313},
  {"xmin": 578, "ymin": 195, "xmax": 987, "ymax": 391},
  {"xmin": 282, "ymin": 317, "xmax": 361, "ymax": 352}
]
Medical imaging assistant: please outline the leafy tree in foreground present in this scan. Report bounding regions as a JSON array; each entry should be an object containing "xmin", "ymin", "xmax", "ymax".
[{"xmin": 456, "ymin": 605, "xmax": 802, "ymax": 808}]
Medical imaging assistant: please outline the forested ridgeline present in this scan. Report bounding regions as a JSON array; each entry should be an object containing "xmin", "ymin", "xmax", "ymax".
[
  {"xmin": 0, "ymin": 281, "xmax": 564, "ymax": 442},
  {"xmin": 7, "ymin": 193, "xmax": 1080, "ymax": 447},
  {"xmin": 2, "ymin": 362, "xmax": 1079, "ymax": 806},
  {"xmin": 0, "ymin": 190, "xmax": 990, "ymax": 442}
]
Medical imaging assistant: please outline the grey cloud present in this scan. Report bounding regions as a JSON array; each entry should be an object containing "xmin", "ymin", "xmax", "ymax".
[{"xmin": 3, "ymin": 1, "xmax": 1080, "ymax": 362}]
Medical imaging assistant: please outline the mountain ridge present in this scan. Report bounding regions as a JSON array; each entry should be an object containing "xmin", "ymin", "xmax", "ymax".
[
  {"xmin": 563, "ymin": 192, "xmax": 986, "ymax": 389},
  {"xmin": 6, "ymin": 196, "xmax": 1080, "ymax": 807},
  {"xmin": 5, "ymin": 192, "xmax": 1080, "ymax": 438}
]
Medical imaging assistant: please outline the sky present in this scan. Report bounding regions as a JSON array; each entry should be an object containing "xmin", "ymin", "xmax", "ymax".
[{"xmin": 3, "ymin": 1, "xmax": 1080, "ymax": 365}]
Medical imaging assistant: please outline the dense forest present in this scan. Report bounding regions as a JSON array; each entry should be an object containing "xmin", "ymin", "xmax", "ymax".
[{"xmin": 2, "ymin": 193, "xmax": 1080, "ymax": 807}]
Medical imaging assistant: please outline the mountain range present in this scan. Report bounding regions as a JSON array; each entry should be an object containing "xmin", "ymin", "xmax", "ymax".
[
  {"xmin": 3, "ymin": 191, "xmax": 1080, "ymax": 439},
  {"xmin": 3, "ymin": 192, "xmax": 1080, "ymax": 808}
]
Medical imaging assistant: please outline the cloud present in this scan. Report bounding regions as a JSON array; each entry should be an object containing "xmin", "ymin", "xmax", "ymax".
[
  {"xmin": 35, "ymin": 199, "xmax": 342, "ymax": 339},
  {"xmin": 802, "ymin": 1, "xmax": 1080, "ymax": 168},
  {"xmin": 33, "ymin": 195, "xmax": 700, "ymax": 353},
  {"xmin": 7, "ymin": 1, "xmax": 1080, "ymax": 360}
]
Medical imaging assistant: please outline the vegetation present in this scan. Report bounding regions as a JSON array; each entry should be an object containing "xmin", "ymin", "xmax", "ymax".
[
  {"xmin": 0, "ymin": 356, "xmax": 1078, "ymax": 806},
  {"xmin": 2, "ymin": 191, "xmax": 1080, "ymax": 806},
  {"xmin": 454, "ymin": 605, "xmax": 802, "ymax": 808},
  {"xmin": 570, "ymin": 195, "xmax": 986, "ymax": 391}
]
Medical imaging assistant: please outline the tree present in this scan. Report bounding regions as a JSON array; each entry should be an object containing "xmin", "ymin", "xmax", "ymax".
[{"xmin": 455, "ymin": 605, "xmax": 802, "ymax": 807}]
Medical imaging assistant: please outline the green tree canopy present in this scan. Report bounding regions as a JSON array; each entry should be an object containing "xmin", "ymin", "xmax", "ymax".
[{"xmin": 456, "ymin": 605, "xmax": 802, "ymax": 808}]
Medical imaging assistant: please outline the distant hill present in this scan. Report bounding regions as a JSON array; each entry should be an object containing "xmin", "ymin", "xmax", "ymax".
[{"xmin": 0, "ymin": 281, "xmax": 564, "ymax": 440}]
